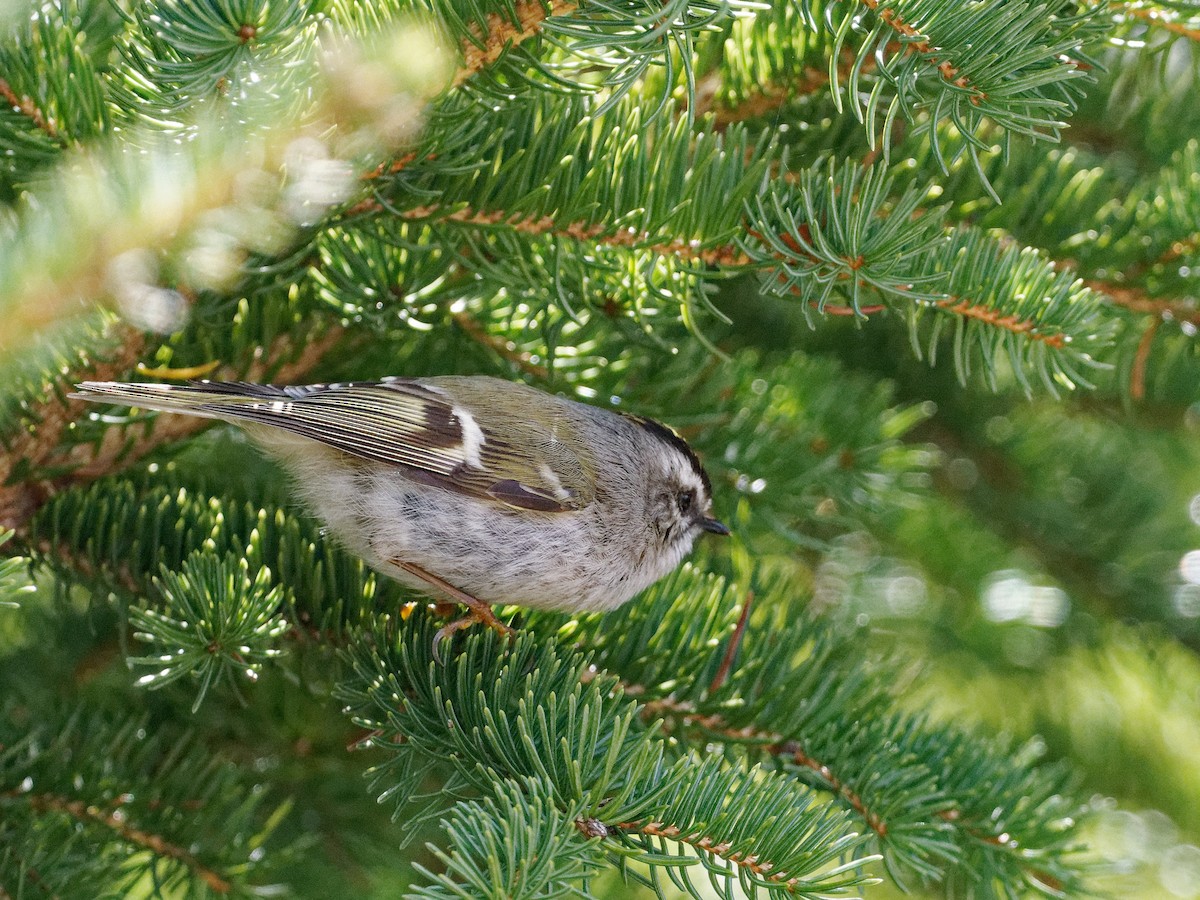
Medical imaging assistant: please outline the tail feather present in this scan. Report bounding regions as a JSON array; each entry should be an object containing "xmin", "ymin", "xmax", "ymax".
[{"xmin": 70, "ymin": 380, "xmax": 292, "ymax": 421}]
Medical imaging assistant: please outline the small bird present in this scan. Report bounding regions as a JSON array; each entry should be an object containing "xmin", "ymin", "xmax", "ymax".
[{"xmin": 72, "ymin": 376, "xmax": 728, "ymax": 655}]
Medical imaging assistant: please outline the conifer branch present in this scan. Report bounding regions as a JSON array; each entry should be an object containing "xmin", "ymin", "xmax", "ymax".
[
  {"xmin": 707, "ymin": 67, "xmax": 829, "ymax": 125},
  {"xmin": 0, "ymin": 78, "xmax": 59, "ymax": 139},
  {"xmin": 1115, "ymin": 4, "xmax": 1200, "ymax": 42},
  {"xmin": 0, "ymin": 325, "xmax": 345, "ymax": 534},
  {"xmin": 453, "ymin": 0, "xmax": 580, "ymax": 87},
  {"xmin": 861, "ymin": 0, "xmax": 983, "ymax": 104},
  {"xmin": 935, "ymin": 297, "xmax": 1067, "ymax": 349},
  {"xmin": 21, "ymin": 793, "xmax": 231, "ymax": 893},
  {"xmin": 355, "ymin": 0, "xmax": 581, "ymax": 186},
  {"xmin": 608, "ymin": 818, "xmax": 828, "ymax": 892},
  {"xmin": 774, "ymin": 742, "xmax": 889, "ymax": 839},
  {"xmin": 362, "ymin": 150, "xmax": 421, "ymax": 181},
  {"xmin": 697, "ymin": 48, "xmax": 873, "ymax": 127},
  {"xmin": 347, "ymin": 200, "xmax": 752, "ymax": 265},
  {"xmin": 637, "ymin": 698, "xmax": 892, "ymax": 841},
  {"xmin": 451, "ymin": 311, "xmax": 549, "ymax": 377},
  {"xmin": 68, "ymin": 326, "xmax": 346, "ymax": 477},
  {"xmin": 356, "ymin": 187, "xmax": 1091, "ymax": 365},
  {"xmin": 31, "ymin": 536, "xmax": 141, "ymax": 595},
  {"xmin": 1095, "ymin": 228, "xmax": 1200, "ymax": 287},
  {"xmin": 1155, "ymin": 232, "xmax": 1200, "ymax": 269},
  {"xmin": 758, "ymin": 218, "xmax": 1077, "ymax": 349},
  {"xmin": 412, "ymin": 204, "xmax": 752, "ymax": 265},
  {"xmin": 1131, "ymin": 318, "xmax": 1161, "ymax": 401},
  {"xmin": 0, "ymin": 326, "xmax": 146, "ymax": 533},
  {"xmin": 1089, "ymin": 282, "xmax": 1200, "ymax": 326}
]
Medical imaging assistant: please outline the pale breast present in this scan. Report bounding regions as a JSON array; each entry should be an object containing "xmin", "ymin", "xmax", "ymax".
[{"xmin": 286, "ymin": 457, "xmax": 654, "ymax": 611}]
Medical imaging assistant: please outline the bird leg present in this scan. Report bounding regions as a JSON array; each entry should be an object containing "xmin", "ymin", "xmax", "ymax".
[{"xmin": 391, "ymin": 560, "xmax": 514, "ymax": 663}]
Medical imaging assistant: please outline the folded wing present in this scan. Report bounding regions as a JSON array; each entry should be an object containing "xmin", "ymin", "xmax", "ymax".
[{"xmin": 72, "ymin": 379, "xmax": 596, "ymax": 512}]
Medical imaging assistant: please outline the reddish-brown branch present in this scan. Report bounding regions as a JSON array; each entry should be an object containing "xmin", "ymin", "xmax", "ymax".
[
  {"xmin": 68, "ymin": 325, "xmax": 346, "ymax": 484},
  {"xmin": 0, "ymin": 327, "xmax": 147, "ymax": 532},
  {"xmin": 354, "ymin": 1, "xmax": 574, "ymax": 187},
  {"xmin": 697, "ymin": 47, "xmax": 882, "ymax": 128},
  {"xmin": 452, "ymin": 311, "xmax": 549, "ymax": 377},
  {"xmin": 32, "ymin": 536, "xmax": 142, "ymax": 595},
  {"xmin": 362, "ymin": 151, "xmax": 420, "ymax": 181},
  {"xmin": 454, "ymin": 0, "xmax": 580, "ymax": 88},
  {"xmin": 825, "ymin": 303, "xmax": 886, "ymax": 316},
  {"xmin": 0, "ymin": 325, "xmax": 346, "ymax": 535},
  {"xmin": 351, "ymin": 1, "xmax": 574, "ymax": 204},
  {"xmin": 936, "ymin": 297, "xmax": 1066, "ymax": 349},
  {"xmin": 1131, "ymin": 317, "xmax": 1161, "ymax": 401},
  {"xmin": 359, "ymin": 186, "xmax": 1060, "ymax": 355},
  {"xmin": 707, "ymin": 592, "xmax": 753, "ymax": 695},
  {"xmin": 351, "ymin": 201, "xmax": 752, "ymax": 266},
  {"xmin": 1156, "ymin": 232, "xmax": 1200, "ymax": 269},
  {"xmin": 0, "ymin": 78, "xmax": 59, "ymax": 139},
  {"xmin": 758, "ymin": 227, "xmax": 1066, "ymax": 344},
  {"xmin": 1117, "ymin": 5, "xmax": 1200, "ymax": 42},
  {"xmin": 635, "ymin": 699, "xmax": 889, "ymax": 839},
  {"xmin": 772, "ymin": 741, "xmax": 889, "ymax": 838},
  {"xmin": 1087, "ymin": 280, "xmax": 1200, "ymax": 326},
  {"xmin": 861, "ymin": 0, "xmax": 985, "ymax": 104},
  {"xmin": 699, "ymin": 67, "xmax": 830, "ymax": 128},
  {"xmin": 600, "ymin": 818, "xmax": 808, "ymax": 889},
  {"xmin": 1102, "ymin": 231, "xmax": 1200, "ymax": 286},
  {"xmin": 23, "ymin": 793, "xmax": 231, "ymax": 893}
]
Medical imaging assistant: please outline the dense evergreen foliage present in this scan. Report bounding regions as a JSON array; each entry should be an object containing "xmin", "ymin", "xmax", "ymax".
[{"xmin": 2, "ymin": 1, "xmax": 1198, "ymax": 897}]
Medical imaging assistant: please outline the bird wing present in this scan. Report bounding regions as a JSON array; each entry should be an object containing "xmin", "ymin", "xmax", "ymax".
[{"xmin": 72, "ymin": 378, "xmax": 597, "ymax": 512}]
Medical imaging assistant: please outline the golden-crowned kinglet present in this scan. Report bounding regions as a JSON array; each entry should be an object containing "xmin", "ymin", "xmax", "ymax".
[{"xmin": 73, "ymin": 376, "xmax": 728, "ymax": 653}]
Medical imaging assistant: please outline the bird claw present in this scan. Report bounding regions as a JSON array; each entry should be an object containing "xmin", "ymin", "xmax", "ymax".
[
  {"xmin": 431, "ymin": 605, "xmax": 515, "ymax": 665},
  {"xmin": 389, "ymin": 559, "xmax": 516, "ymax": 665}
]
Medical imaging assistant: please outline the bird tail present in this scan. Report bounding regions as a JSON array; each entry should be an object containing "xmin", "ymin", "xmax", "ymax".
[{"xmin": 70, "ymin": 380, "xmax": 289, "ymax": 422}]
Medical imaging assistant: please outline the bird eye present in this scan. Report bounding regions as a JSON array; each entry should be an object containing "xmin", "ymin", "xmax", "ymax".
[{"xmin": 677, "ymin": 490, "xmax": 695, "ymax": 514}]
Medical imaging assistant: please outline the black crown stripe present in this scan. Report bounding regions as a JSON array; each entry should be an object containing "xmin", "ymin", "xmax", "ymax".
[{"xmin": 622, "ymin": 413, "xmax": 712, "ymax": 496}]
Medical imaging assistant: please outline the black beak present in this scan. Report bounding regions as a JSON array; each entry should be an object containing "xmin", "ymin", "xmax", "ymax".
[{"xmin": 700, "ymin": 516, "xmax": 731, "ymax": 536}]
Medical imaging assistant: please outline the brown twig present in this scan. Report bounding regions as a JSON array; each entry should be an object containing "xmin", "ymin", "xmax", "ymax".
[
  {"xmin": 350, "ymin": 201, "xmax": 752, "ymax": 266},
  {"xmin": 935, "ymin": 297, "xmax": 1066, "ymax": 349},
  {"xmin": 1087, "ymin": 280, "xmax": 1200, "ymax": 326},
  {"xmin": 0, "ymin": 78, "xmax": 59, "ymax": 139},
  {"xmin": 0, "ymin": 325, "xmax": 346, "ymax": 535},
  {"xmin": 31, "ymin": 537, "xmax": 141, "ymax": 595},
  {"xmin": 454, "ymin": 0, "xmax": 580, "ymax": 88},
  {"xmin": 0, "ymin": 326, "xmax": 147, "ymax": 532},
  {"xmin": 1154, "ymin": 232, "xmax": 1200, "ymax": 270},
  {"xmin": 635, "ymin": 697, "xmax": 889, "ymax": 839},
  {"xmin": 1102, "ymin": 230, "xmax": 1200, "ymax": 286},
  {"xmin": 1130, "ymin": 317, "xmax": 1160, "ymax": 402},
  {"xmin": 772, "ymin": 741, "xmax": 888, "ymax": 838},
  {"xmin": 862, "ymin": 0, "xmax": 985, "ymax": 104},
  {"xmin": 697, "ymin": 46, "xmax": 881, "ymax": 128},
  {"xmin": 1116, "ymin": 5, "xmax": 1200, "ymax": 42},
  {"xmin": 707, "ymin": 591, "xmax": 753, "ymax": 695},
  {"xmin": 825, "ymin": 303, "xmax": 886, "ymax": 316},
  {"xmin": 68, "ymin": 325, "xmax": 346, "ymax": 484},
  {"xmin": 595, "ymin": 818, "xmax": 811, "ymax": 890},
  {"xmin": 760, "ymin": 226, "xmax": 1068, "ymax": 344},
  {"xmin": 353, "ymin": 0, "xmax": 575, "ymax": 188},
  {"xmin": 451, "ymin": 311, "xmax": 549, "ymax": 377},
  {"xmin": 361, "ymin": 151, "xmax": 421, "ymax": 182},
  {"xmin": 699, "ymin": 65, "xmax": 834, "ymax": 128},
  {"xmin": 23, "ymin": 793, "xmax": 231, "ymax": 893}
]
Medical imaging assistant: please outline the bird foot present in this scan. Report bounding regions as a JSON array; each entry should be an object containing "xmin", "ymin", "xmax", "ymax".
[
  {"xmin": 431, "ymin": 605, "xmax": 515, "ymax": 665},
  {"xmin": 390, "ymin": 559, "xmax": 515, "ymax": 664}
]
